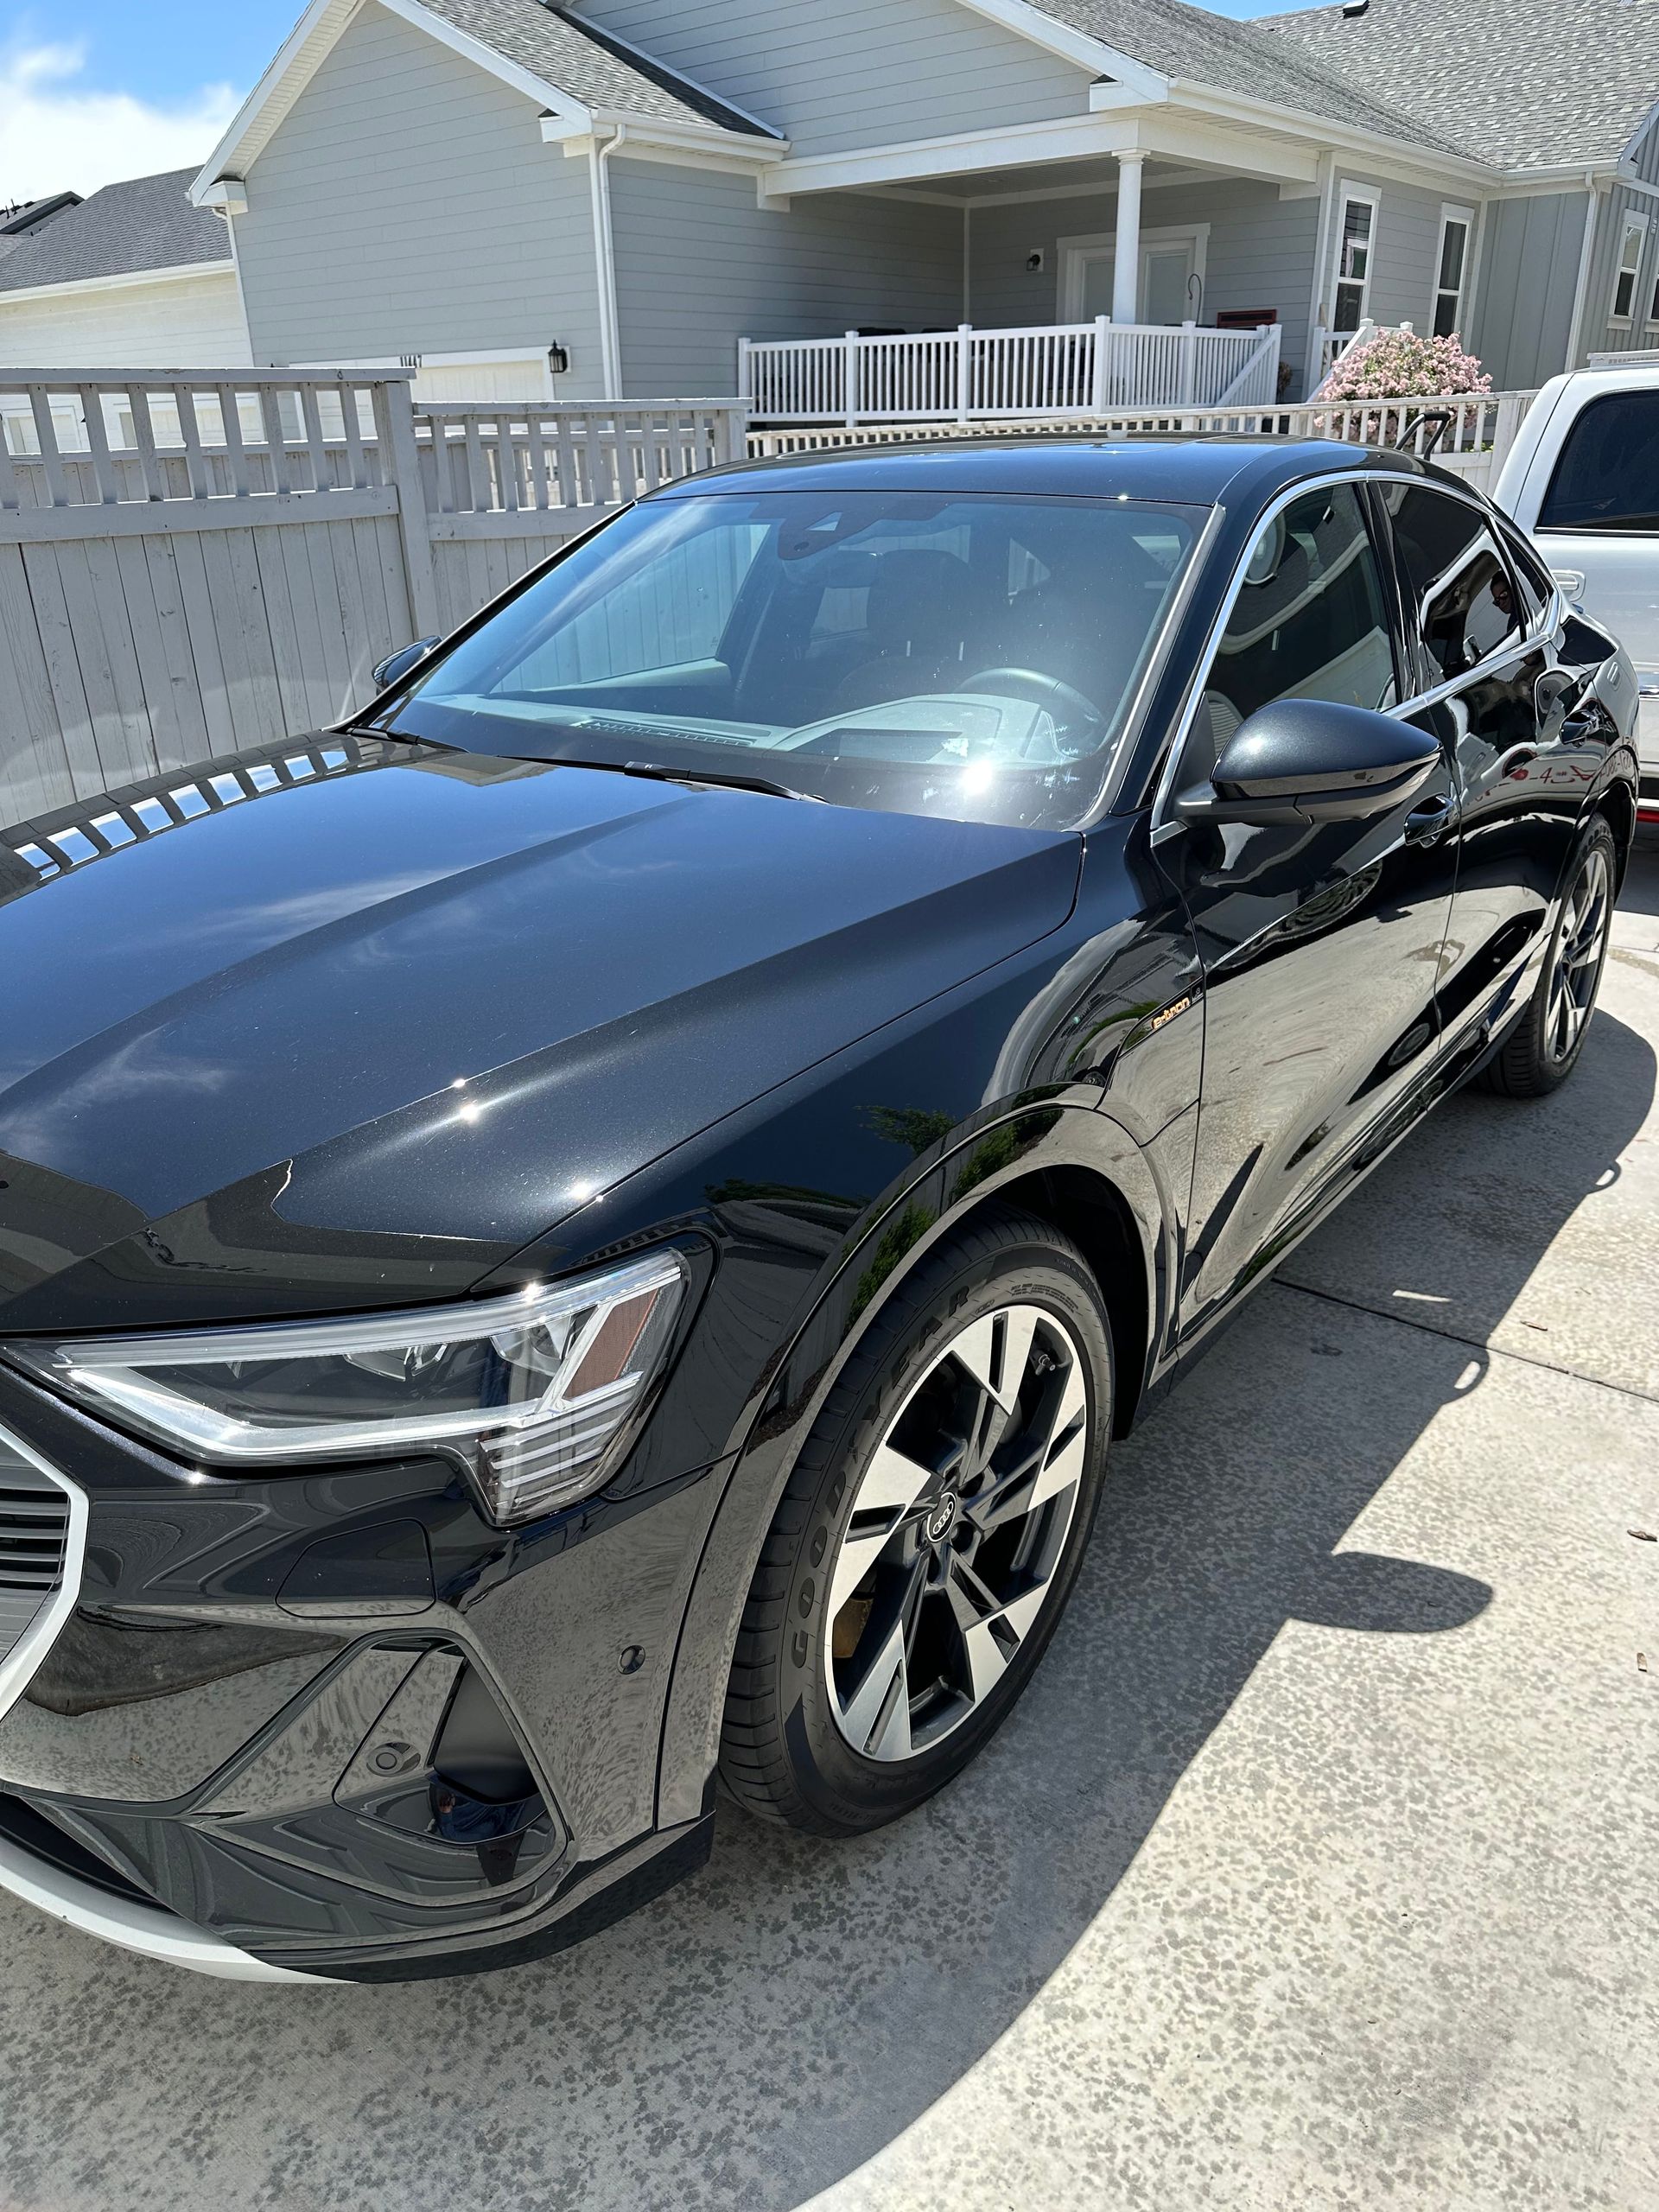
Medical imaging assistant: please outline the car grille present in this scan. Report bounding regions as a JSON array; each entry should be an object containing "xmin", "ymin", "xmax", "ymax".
[{"xmin": 0, "ymin": 1435, "xmax": 75, "ymax": 1679}]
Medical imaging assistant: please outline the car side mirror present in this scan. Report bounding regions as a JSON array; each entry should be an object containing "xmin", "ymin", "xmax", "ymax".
[
  {"xmin": 372, "ymin": 636, "xmax": 442, "ymax": 692},
  {"xmin": 1175, "ymin": 700, "xmax": 1440, "ymax": 828}
]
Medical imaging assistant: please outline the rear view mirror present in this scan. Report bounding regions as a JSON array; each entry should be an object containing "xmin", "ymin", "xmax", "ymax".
[{"xmin": 1176, "ymin": 700, "xmax": 1440, "ymax": 828}]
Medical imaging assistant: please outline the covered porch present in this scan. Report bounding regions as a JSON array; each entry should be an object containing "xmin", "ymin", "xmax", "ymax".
[{"xmin": 739, "ymin": 120, "xmax": 1330, "ymax": 424}]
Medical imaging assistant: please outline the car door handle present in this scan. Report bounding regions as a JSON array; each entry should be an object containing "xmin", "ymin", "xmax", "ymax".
[{"xmin": 1404, "ymin": 793, "xmax": 1454, "ymax": 845}]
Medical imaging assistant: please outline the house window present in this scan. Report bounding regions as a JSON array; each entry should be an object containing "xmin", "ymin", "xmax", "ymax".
[
  {"xmin": 1332, "ymin": 188, "xmax": 1378, "ymax": 334},
  {"xmin": 1433, "ymin": 207, "xmax": 1473, "ymax": 338},
  {"xmin": 1611, "ymin": 212, "xmax": 1648, "ymax": 323}
]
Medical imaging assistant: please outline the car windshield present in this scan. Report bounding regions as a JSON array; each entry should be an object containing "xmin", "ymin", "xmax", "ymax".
[{"xmin": 375, "ymin": 487, "xmax": 1205, "ymax": 827}]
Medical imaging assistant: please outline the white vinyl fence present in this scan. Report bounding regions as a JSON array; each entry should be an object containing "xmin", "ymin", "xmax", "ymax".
[
  {"xmin": 741, "ymin": 318, "xmax": 1282, "ymax": 423},
  {"xmin": 0, "ymin": 372, "xmax": 747, "ymax": 819},
  {"xmin": 747, "ymin": 388, "xmax": 1535, "ymax": 493}
]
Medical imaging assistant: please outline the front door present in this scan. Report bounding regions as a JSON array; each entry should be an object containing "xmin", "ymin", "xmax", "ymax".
[
  {"xmin": 1071, "ymin": 230, "xmax": 1203, "ymax": 323},
  {"xmin": 1155, "ymin": 480, "xmax": 1460, "ymax": 1340}
]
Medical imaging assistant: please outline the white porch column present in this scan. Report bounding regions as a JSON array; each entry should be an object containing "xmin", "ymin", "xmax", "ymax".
[{"xmin": 1111, "ymin": 151, "xmax": 1144, "ymax": 326}]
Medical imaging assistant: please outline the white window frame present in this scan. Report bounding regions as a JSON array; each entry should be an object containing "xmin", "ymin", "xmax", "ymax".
[
  {"xmin": 1058, "ymin": 224, "xmax": 1210, "ymax": 323},
  {"xmin": 1647, "ymin": 255, "xmax": 1659, "ymax": 332},
  {"xmin": 1431, "ymin": 203, "xmax": 1475, "ymax": 340},
  {"xmin": 1331, "ymin": 182, "xmax": 1380, "ymax": 333},
  {"xmin": 1611, "ymin": 209, "xmax": 1649, "ymax": 325}
]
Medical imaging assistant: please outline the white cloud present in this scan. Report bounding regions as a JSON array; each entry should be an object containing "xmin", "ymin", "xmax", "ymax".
[{"xmin": 0, "ymin": 40, "xmax": 241, "ymax": 205}]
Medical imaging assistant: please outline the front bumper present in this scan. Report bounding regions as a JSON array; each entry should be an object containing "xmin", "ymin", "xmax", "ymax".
[{"xmin": 0, "ymin": 1363, "xmax": 728, "ymax": 1981}]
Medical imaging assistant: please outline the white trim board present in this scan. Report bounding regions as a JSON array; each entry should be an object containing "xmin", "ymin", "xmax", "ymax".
[
  {"xmin": 0, "ymin": 260, "xmax": 237, "ymax": 308},
  {"xmin": 1431, "ymin": 201, "xmax": 1477, "ymax": 336},
  {"xmin": 949, "ymin": 0, "xmax": 1167, "ymax": 97},
  {"xmin": 761, "ymin": 111, "xmax": 1320, "ymax": 199},
  {"xmin": 1610, "ymin": 206, "xmax": 1651, "ymax": 325},
  {"xmin": 1330, "ymin": 179, "xmax": 1380, "ymax": 330}
]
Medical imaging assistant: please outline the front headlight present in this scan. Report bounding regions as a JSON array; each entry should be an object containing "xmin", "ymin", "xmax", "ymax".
[{"xmin": 3, "ymin": 1251, "xmax": 690, "ymax": 1525}]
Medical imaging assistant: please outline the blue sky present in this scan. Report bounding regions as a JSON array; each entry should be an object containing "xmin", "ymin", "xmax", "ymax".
[{"xmin": 0, "ymin": 0, "xmax": 1312, "ymax": 203}]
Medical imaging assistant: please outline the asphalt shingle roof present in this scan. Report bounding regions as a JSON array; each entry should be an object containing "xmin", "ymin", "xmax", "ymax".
[
  {"xmin": 419, "ymin": 0, "xmax": 779, "ymax": 135},
  {"xmin": 0, "ymin": 171, "xmax": 228, "ymax": 294},
  {"xmin": 1031, "ymin": 0, "xmax": 1469, "ymax": 156},
  {"xmin": 1258, "ymin": 0, "xmax": 1659, "ymax": 171}
]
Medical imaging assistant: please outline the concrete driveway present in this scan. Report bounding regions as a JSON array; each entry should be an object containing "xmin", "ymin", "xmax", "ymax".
[{"xmin": 3, "ymin": 855, "xmax": 1657, "ymax": 2212}]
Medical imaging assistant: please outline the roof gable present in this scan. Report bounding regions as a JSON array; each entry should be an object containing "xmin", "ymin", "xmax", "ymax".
[{"xmin": 193, "ymin": 0, "xmax": 780, "ymax": 202}]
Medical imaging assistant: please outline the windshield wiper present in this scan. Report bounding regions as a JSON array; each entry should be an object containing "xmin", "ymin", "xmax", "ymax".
[{"xmin": 620, "ymin": 760, "xmax": 818, "ymax": 802}]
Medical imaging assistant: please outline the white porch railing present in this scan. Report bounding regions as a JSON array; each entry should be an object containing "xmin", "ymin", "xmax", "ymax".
[
  {"xmin": 747, "ymin": 388, "xmax": 1536, "ymax": 496},
  {"xmin": 1308, "ymin": 319, "xmax": 1376, "ymax": 396},
  {"xmin": 740, "ymin": 319, "xmax": 1282, "ymax": 425}
]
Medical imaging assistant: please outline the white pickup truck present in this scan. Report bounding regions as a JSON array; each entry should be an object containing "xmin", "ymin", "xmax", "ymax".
[{"xmin": 1494, "ymin": 359, "xmax": 1659, "ymax": 810}]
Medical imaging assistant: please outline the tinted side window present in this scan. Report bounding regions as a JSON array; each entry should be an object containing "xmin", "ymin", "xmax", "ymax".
[
  {"xmin": 1194, "ymin": 480, "xmax": 1407, "ymax": 765},
  {"xmin": 1384, "ymin": 484, "xmax": 1520, "ymax": 683},
  {"xmin": 1195, "ymin": 483, "xmax": 1395, "ymax": 762},
  {"xmin": 1538, "ymin": 391, "xmax": 1659, "ymax": 532}
]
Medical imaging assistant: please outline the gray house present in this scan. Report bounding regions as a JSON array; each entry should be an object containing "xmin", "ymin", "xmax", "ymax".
[{"xmin": 184, "ymin": 0, "xmax": 1659, "ymax": 410}]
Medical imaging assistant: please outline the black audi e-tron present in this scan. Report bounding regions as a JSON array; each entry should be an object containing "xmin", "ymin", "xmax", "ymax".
[{"xmin": 0, "ymin": 438, "xmax": 1637, "ymax": 1981}]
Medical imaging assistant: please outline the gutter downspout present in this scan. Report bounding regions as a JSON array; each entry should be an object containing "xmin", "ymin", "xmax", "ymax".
[
  {"xmin": 587, "ymin": 122, "xmax": 627, "ymax": 401},
  {"xmin": 1563, "ymin": 168, "xmax": 1600, "ymax": 372}
]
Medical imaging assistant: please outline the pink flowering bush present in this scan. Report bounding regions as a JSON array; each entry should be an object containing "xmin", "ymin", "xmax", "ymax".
[{"xmin": 1323, "ymin": 327, "xmax": 1491, "ymax": 400}]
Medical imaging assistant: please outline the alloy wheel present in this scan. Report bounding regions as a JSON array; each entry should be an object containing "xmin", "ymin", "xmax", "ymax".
[
  {"xmin": 824, "ymin": 1304, "xmax": 1088, "ymax": 1764},
  {"xmin": 1547, "ymin": 845, "xmax": 1612, "ymax": 1064}
]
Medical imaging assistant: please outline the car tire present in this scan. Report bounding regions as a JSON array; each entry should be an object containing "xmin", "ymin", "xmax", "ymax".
[
  {"xmin": 719, "ymin": 1205, "xmax": 1112, "ymax": 1837},
  {"xmin": 1476, "ymin": 817, "xmax": 1617, "ymax": 1099}
]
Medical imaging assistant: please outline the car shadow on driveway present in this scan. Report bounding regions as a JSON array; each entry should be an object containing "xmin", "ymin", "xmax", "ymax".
[{"xmin": 1, "ymin": 1011, "xmax": 1653, "ymax": 2212}]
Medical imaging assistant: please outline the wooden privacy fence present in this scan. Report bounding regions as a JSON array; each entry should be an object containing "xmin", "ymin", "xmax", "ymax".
[
  {"xmin": 411, "ymin": 399, "xmax": 746, "ymax": 632},
  {"xmin": 0, "ymin": 372, "xmax": 748, "ymax": 821}
]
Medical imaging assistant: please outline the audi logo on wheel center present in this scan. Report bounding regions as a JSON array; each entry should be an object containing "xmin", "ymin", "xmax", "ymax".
[{"xmin": 926, "ymin": 1493, "xmax": 960, "ymax": 1541}]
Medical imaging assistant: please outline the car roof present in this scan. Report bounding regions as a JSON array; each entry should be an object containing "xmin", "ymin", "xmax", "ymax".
[{"xmin": 649, "ymin": 435, "xmax": 1445, "ymax": 509}]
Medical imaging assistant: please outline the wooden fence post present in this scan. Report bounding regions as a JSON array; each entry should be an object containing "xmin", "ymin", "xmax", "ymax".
[
  {"xmin": 717, "ymin": 404, "xmax": 750, "ymax": 465},
  {"xmin": 376, "ymin": 374, "xmax": 442, "ymax": 638}
]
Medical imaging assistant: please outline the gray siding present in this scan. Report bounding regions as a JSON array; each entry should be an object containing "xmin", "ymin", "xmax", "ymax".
[
  {"xmin": 1469, "ymin": 192, "xmax": 1587, "ymax": 389},
  {"xmin": 1580, "ymin": 115, "xmax": 1659, "ymax": 361},
  {"xmin": 235, "ymin": 1, "xmax": 605, "ymax": 393},
  {"xmin": 611, "ymin": 162, "xmax": 961, "ymax": 396},
  {"xmin": 577, "ymin": 0, "xmax": 1092, "ymax": 155},
  {"xmin": 968, "ymin": 178, "xmax": 1319, "ymax": 391}
]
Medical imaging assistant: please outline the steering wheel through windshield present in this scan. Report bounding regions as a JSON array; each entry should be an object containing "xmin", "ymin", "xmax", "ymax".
[{"xmin": 962, "ymin": 667, "xmax": 1103, "ymax": 746}]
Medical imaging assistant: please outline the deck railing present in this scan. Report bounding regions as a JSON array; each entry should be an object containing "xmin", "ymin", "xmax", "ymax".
[{"xmin": 740, "ymin": 319, "xmax": 1282, "ymax": 425}]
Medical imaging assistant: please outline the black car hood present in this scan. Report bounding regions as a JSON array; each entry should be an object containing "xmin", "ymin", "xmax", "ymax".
[{"xmin": 0, "ymin": 740, "xmax": 1080, "ymax": 1332}]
